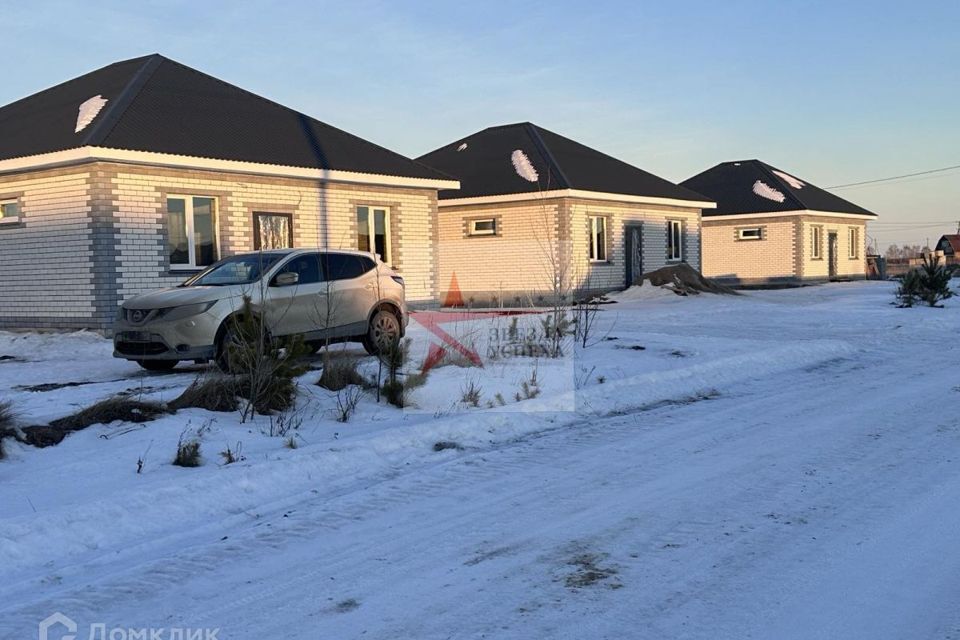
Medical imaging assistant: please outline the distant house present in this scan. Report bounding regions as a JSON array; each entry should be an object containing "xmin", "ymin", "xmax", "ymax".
[
  {"xmin": 417, "ymin": 123, "xmax": 714, "ymax": 306},
  {"xmin": 681, "ymin": 160, "xmax": 877, "ymax": 286},
  {"xmin": 936, "ymin": 235, "xmax": 960, "ymax": 258},
  {"xmin": 0, "ymin": 54, "xmax": 457, "ymax": 330}
]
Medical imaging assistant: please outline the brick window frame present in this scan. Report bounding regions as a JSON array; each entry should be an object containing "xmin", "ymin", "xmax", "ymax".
[{"xmin": 0, "ymin": 192, "xmax": 24, "ymax": 227}]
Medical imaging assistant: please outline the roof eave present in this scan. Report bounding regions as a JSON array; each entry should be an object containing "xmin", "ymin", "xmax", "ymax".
[
  {"xmin": 0, "ymin": 146, "xmax": 460, "ymax": 190},
  {"xmin": 438, "ymin": 188, "xmax": 714, "ymax": 209},
  {"xmin": 703, "ymin": 209, "xmax": 877, "ymax": 221}
]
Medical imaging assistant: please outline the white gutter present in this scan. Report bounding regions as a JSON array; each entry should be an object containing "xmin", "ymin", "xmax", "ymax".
[
  {"xmin": 438, "ymin": 188, "xmax": 716, "ymax": 209},
  {"xmin": 703, "ymin": 209, "xmax": 877, "ymax": 221},
  {"xmin": 0, "ymin": 146, "xmax": 460, "ymax": 190}
]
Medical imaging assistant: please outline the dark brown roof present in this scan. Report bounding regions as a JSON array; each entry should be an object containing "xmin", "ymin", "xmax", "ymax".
[
  {"xmin": 937, "ymin": 235, "xmax": 960, "ymax": 254},
  {"xmin": 0, "ymin": 54, "xmax": 447, "ymax": 180},
  {"xmin": 681, "ymin": 160, "xmax": 876, "ymax": 217},
  {"xmin": 417, "ymin": 122, "xmax": 709, "ymax": 203}
]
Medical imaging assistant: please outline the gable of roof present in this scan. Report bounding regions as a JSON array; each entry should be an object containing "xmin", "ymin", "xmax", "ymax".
[
  {"xmin": 417, "ymin": 122, "xmax": 709, "ymax": 203},
  {"xmin": 680, "ymin": 160, "xmax": 876, "ymax": 217},
  {"xmin": 0, "ymin": 54, "xmax": 446, "ymax": 181},
  {"xmin": 937, "ymin": 234, "xmax": 960, "ymax": 254}
]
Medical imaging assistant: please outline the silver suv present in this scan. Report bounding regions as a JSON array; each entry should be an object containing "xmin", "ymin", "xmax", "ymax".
[{"xmin": 113, "ymin": 249, "xmax": 407, "ymax": 371}]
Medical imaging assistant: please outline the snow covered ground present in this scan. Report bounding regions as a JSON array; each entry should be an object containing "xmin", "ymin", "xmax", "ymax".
[{"xmin": 1, "ymin": 281, "xmax": 958, "ymax": 639}]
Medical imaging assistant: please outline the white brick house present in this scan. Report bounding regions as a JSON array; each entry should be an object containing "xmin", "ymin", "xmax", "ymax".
[
  {"xmin": 0, "ymin": 55, "xmax": 456, "ymax": 330},
  {"xmin": 417, "ymin": 123, "xmax": 715, "ymax": 306},
  {"xmin": 681, "ymin": 161, "xmax": 876, "ymax": 286}
]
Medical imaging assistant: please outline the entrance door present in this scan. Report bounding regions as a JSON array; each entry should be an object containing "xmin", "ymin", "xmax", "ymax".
[
  {"xmin": 828, "ymin": 233, "xmax": 839, "ymax": 279},
  {"xmin": 624, "ymin": 224, "xmax": 643, "ymax": 286}
]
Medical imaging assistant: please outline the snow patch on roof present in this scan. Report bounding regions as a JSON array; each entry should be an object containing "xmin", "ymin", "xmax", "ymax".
[
  {"xmin": 752, "ymin": 180, "xmax": 786, "ymax": 203},
  {"xmin": 511, "ymin": 149, "xmax": 539, "ymax": 183},
  {"xmin": 457, "ymin": 143, "xmax": 468, "ymax": 152},
  {"xmin": 75, "ymin": 95, "xmax": 108, "ymax": 133},
  {"xmin": 772, "ymin": 170, "xmax": 805, "ymax": 189}
]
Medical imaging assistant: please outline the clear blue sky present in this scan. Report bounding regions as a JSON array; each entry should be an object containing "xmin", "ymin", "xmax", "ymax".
[{"xmin": 3, "ymin": 0, "xmax": 958, "ymax": 248}]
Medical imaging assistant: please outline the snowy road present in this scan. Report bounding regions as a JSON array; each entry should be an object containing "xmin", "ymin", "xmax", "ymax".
[{"xmin": 2, "ymin": 283, "xmax": 959, "ymax": 639}]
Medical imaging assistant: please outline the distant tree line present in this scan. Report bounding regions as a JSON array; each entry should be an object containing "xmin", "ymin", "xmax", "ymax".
[{"xmin": 884, "ymin": 244, "xmax": 932, "ymax": 261}]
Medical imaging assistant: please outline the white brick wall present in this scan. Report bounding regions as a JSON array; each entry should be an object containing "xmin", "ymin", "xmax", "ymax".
[
  {"xmin": 702, "ymin": 220, "xmax": 797, "ymax": 280},
  {"xmin": 702, "ymin": 214, "xmax": 869, "ymax": 283},
  {"xmin": 110, "ymin": 166, "xmax": 439, "ymax": 303},
  {"xmin": 0, "ymin": 168, "xmax": 97, "ymax": 326},
  {"xmin": 437, "ymin": 197, "xmax": 703, "ymax": 304}
]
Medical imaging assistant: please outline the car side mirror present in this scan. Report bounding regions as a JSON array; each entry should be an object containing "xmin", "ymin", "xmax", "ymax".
[{"xmin": 273, "ymin": 271, "xmax": 299, "ymax": 287}]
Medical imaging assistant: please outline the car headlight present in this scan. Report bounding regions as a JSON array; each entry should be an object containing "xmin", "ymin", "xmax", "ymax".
[{"xmin": 155, "ymin": 300, "xmax": 218, "ymax": 322}]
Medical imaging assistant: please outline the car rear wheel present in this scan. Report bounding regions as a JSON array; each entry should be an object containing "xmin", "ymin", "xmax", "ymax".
[
  {"xmin": 136, "ymin": 359, "xmax": 179, "ymax": 372},
  {"xmin": 362, "ymin": 309, "xmax": 401, "ymax": 356}
]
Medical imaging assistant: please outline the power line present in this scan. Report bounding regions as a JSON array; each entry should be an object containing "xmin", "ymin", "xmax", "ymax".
[{"xmin": 827, "ymin": 164, "xmax": 960, "ymax": 189}]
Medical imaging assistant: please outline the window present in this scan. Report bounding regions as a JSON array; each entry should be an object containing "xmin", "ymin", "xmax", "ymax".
[
  {"xmin": 357, "ymin": 206, "xmax": 390, "ymax": 262},
  {"xmin": 589, "ymin": 216, "xmax": 607, "ymax": 261},
  {"xmin": 274, "ymin": 253, "xmax": 322, "ymax": 285},
  {"xmin": 253, "ymin": 212, "xmax": 293, "ymax": 250},
  {"xmin": 323, "ymin": 252, "xmax": 376, "ymax": 281},
  {"xmin": 468, "ymin": 218, "xmax": 497, "ymax": 236},
  {"xmin": 0, "ymin": 198, "xmax": 19, "ymax": 223},
  {"xmin": 186, "ymin": 252, "xmax": 287, "ymax": 287},
  {"xmin": 667, "ymin": 220, "xmax": 683, "ymax": 261},
  {"xmin": 738, "ymin": 227, "xmax": 763, "ymax": 241},
  {"xmin": 167, "ymin": 196, "xmax": 218, "ymax": 269},
  {"xmin": 848, "ymin": 227, "xmax": 859, "ymax": 259},
  {"xmin": 811, "ymin": 226, "xmax": 823, "ymax": 260}
]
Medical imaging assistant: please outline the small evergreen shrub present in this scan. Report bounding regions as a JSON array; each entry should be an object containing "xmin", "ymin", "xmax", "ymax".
[
  {"xmin": 896, "ymin": 254, "xmax": 954, "ymax": 308},
  {"xmin": 223, "ymin": 298, "xmax": 310, "ymax": 420}
]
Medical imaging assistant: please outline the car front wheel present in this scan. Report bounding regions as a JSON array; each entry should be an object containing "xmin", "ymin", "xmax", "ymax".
[{"xmin": 362, "ymin": 309, "xmax": 401, "ymax": 355}]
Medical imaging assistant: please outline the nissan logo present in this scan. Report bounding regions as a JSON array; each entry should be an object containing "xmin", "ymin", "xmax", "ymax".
[{"xmin": 131, "ymin": 310, "xmax": 145, "ymax": 323}]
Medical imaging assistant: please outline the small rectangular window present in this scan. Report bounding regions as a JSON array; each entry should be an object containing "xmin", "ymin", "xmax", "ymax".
[
  {"xmin": 667, "ymin": 220, "xmax": 683, "ymax": 261},
  {"xmin": 468, "ymin": 218, "xmax": 497, "ymax": 236},
  {"xmin": 0, "ymin": 199, "xmax": 20, "ymax": 223},
  {"xmin": 738, "ymin": 227, "xmax": 763, "ymax": 240},
  {"xmin": 848, "ymin": 227, "xmax": 859, "ymax": 259},
  {"xmin": 589, "ymin": 216, "xmax": 607, "ymax": 261},
  {"xmin": 811, "ymin": 226, "xmax": 823, "ymax": 259},
  {"xmin": 167, "ymin": 196, "xmax": 220, "ymax": 269},
  {"xmin": 253, "ymin": 212, "xmax": 293, "ymax": 250}
]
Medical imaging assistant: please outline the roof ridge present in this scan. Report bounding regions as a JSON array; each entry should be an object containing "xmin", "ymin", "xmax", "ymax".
[
  {"xmin": 81, "ymin": 54, "xmax": 164, "ymax": 147},
  {"xmin": 0, "ymin": 55, "xmax": 157, "ymax": 119},
  {"xmin": 94, "ymin": 55, "xmax": 446, "ymax": 179},
  {"xmin": 525, "ymin": 123, "xmax": 570, "ymax": 190}
]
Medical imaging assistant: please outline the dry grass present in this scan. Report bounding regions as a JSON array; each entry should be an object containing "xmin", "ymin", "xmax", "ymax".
[
  {"xmin": 173, "ymin": 435, "xmax": 202, "ymax": 467},
  {"xmin": 169, "ymin": 375, "xmax": 241, "ymax": 413},
  {"xmin": 0, "ymin": 400, "xmax": 13, "ymax": 430},
  {"xmin": 49, "ymin": 397, "xmax": 168, "ymax": 431},
  {"xmin": 317, "ymin": 357, "xmax": 368, "ymax": 391},
  {"xmin": 0, "ymin": 400, "xmax": 11, "ymax": 459},
  {"xmin": 460, "ymin": 380, "xmax": 482, "ymax": 407}
]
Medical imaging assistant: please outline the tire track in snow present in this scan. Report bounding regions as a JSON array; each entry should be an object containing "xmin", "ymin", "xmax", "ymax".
[{"xmin": 5, "ymin": 344, "xmax": 956, "ymax": 638}]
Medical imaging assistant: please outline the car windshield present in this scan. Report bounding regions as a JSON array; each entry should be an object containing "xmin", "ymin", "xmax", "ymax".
[{"xmin": 183, "ymin": 253, "xmax": 287, "ymax": 287}]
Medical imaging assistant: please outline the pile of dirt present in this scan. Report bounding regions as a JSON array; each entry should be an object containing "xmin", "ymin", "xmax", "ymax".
[{"xmin": 641, "ymin": 263, "xmax": 739, "ymax": 296}]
